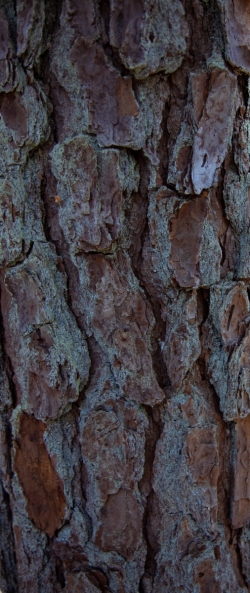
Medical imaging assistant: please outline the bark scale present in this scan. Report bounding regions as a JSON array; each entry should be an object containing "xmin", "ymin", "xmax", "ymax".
[{"xmin": 0, "ymin": 0, "xmax": 250, "ymax": 591}]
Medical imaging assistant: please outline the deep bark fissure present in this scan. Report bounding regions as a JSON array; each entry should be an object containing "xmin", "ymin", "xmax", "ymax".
[{"xmin": 2, "ymin": 0, "xmax": 250, "ymax": 591}]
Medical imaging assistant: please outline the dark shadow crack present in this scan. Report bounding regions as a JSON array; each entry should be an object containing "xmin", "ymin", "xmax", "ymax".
[
  {"xmin": 139, "ymin": 405, "xmax": 163, "ymax": 592},
  {"xmin": 0, "ymin": 479, "xmax": 19, "ymax": 593}
]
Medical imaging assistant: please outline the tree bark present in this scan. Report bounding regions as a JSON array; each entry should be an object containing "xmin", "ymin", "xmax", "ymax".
[{"xmin": 1, "ymin": 0, "xmax": 250, "ymax": 591}]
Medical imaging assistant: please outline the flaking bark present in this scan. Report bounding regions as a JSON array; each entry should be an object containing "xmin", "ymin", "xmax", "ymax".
[{"xmin": 1, "ymin": 0, "xmax": 250, "ymax": 591}]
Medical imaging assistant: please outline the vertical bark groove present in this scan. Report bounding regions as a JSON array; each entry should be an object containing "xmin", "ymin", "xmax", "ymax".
[{"xmin": 2, "ymin": 1, "xmax": 250, "ymax": 591}]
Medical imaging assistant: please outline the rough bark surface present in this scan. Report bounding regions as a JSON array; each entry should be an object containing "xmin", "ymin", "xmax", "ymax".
[{"xmin": 1, "ymin": 0, "xmax": 250, "ymax": 591}]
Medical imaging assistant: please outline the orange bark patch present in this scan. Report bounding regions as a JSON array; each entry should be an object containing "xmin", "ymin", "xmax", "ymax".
[
  {"xmin": 95, "ymin": 489, "xmax": 142, "ymax": 559},
  {"xmin": 169, "ymin": 197, "xmax": 207, "ymax": 287},
  {"xmin": 232, "ymin": 415, "xmax": 250, "ymax": 528},
  {"xmin": 0, "ymin": 92, "xmax": 27, "ymax": 138},
  {"xmin": 185, "ymin": 427, "xmax": 219, "ymax": 485},
  {"xmin": 220, "ymin": 289, "xmax": 248, "ymax": 346},
  {"xmin": 195, "ymin": 559, "xmax": 221, "ymax": 593},
  {"xmin": 14, "ymin": 414, "xmax": 66, "ymax": 536},
  {"xmin": 115, "ymin": 77, "xmax": 139, "ymax": 117}
]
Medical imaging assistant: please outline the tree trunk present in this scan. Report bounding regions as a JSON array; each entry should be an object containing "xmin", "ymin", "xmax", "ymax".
[{"xmin": 1, "ymin": 0, "xmax": 250, "ymax": 591}]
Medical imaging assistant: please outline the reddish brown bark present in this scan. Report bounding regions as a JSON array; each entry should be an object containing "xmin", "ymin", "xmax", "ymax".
[{"xmin": 1, "ymin": 1, "xmax": 250, "ymax": 592}]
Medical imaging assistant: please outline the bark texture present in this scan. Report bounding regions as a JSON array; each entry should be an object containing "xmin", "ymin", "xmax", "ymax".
[{"xmin": 1, "ymin": 0, "xmax": 250, "ymax": 591}]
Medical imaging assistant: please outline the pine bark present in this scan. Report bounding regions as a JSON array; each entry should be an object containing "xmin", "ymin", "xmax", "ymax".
[{"xmin": 1, "ymin": 0, "xmax": 250, "ymax": 591}]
